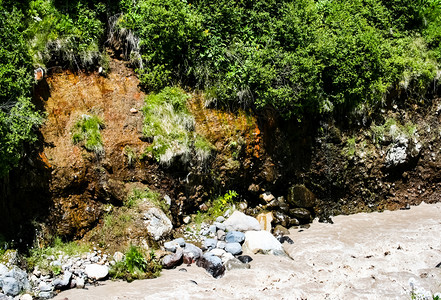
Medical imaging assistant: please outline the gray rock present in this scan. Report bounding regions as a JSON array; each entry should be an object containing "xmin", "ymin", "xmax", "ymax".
[
  {"xmin": 183, "ymin": 243, "xmax": 203, "ymax": 264},
  {"xmin": 1, "ymin": 277, "xmax": 19, "ymax": 296},
  {"xmin": 225, "ymin": 258, "xmax": 251, "ymax": 271},
  {"xmin": 214, "ymin": 222, "xmax": 226, "ymax": 231},
  {"xmin": 162, "ymin": 248, "xmax": 183, "ymax": 269},
  {"xmin": 0, "ymin": 264, "xmax": 8, "ymax": 277},
  {"xmin": 75, "ymin": 277, "xmax": 85, "ymax": 289},
  {"xmin": 113, "ymin": 251, "xmax": 124, "ymax": 262},
  {"xmin": 85, "ymin": 264, "xmax": 108, "ymax": 280},
  {"xmin": 165, "ymin": 238, "xmax": 186, "ymax": 252},
  {"xmin": 39, "ymin": 283, "xmax": 53, "ymax": 292},
  {"xmin": 142, "ymin": 207, "xmax": 173, "ymax": 241},
  {"xmin": 6, "ymin": 268, "xmax": 30, "ymax": 292},
  {"xmin": 216, "ymin": 241, "xmax": 226, "ymax": 249},
  {"xmin": 208, "ymin": 249, "xmax": 226, "ymax": 257},
  {"xmin": 243, "ymin": 230, "xmax": 283, "ymax": 255},
  {"xmin": 225, "ymin": 231, "xmax": 245, "ymax": 244},
  {"xmin": 53, "ymin": 271, "xmax": 72, "ymax": 289},
  {"xmin": 225, "ymin": 243, "xmax": 242, "ymax": 255},
  {"xmin": 19, "ymin": 294, "xmax": 33, "ymax": 300},
  {"xmin": 203, "ymin": 238, "xmax": 217, "ymax": 250},
  {"xmin": 216, "ymin": 216, "xmax": 225, "ymax": 223},
  {"xmin": 38, "ymin": 291, "xmax": 53, "ymax": 299},
  {"xmin": 217, "ymin": 229, "xmax": 226, "ymax": 241},
  {"xmin": 223, "ymin": 211, "xmax": 261, "ymax": 232},
  {"xmin": 208, "ymin": 225, "xmax": 217, "ymax": 234},
  {"xmin": 287, "ymin": 184, "xmax": 316, "ymax": 208}
]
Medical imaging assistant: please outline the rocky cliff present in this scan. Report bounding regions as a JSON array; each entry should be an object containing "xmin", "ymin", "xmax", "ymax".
[{"xmin": 2, "ymin": 55, "xmax": 441, "ymax": 248}]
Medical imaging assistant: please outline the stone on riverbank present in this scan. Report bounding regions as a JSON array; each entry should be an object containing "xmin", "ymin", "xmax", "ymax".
[
  {"xmin": 224, "ymin": 211, "xmax": 261, "ymax": 232},
  {"xmin": 243, "ymin": 231, "xmax": 283, "ymax": 254},
  {"xmin": 85, "ymin": 264, "xmax": 108, "ymax": 280}
]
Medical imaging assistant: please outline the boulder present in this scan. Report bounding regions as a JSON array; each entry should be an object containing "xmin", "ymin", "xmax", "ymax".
[
  {"xmin": 223, "ymin": 211, "xmax": 261, "ymax": 232},
  {"xmin": 196, "ymin": 254, "xmax": 225, "ymax": 278},
  {"xmin": 85, "ymin": 264, "xmax": 108, "ymax": 280},
  {"xmin": 162, "ymin": 248, "xmax": 183, "ymax": 269},
  {"xmin": 225, "ymin": 231, "xmax": 245, "ymax": 244},
  {"xmin": 1, "ymin": 277, "xmax": 20, "ymax": 296},
  {"xmin": 243, "ymin": 230, "xmax": 284, "ymax": 255},
  {"xmin": 183, "ymin": 243, "xmax": 203, "ymax": 264},
  {"xmin": 287, "ymin": 184, "xmax": 316, "ymax": 208},
  {"xmin": 216, "ymin": 241, "xmax": 226, "ymax": 249},
  {"xmin": 217, "ymin": 229, "xmax": 226, "ymax": 241},
  {"xmin": 257, "ymin": 212, "xmax": 274, "ymax": 231},
  {"xmin": 225, "ymin": 243, "xmax": 242, "ymax": 255},
  {"xmin": 225, "ymin": 258, "xmax": 250, "ymax": 271},
  {"xmin": 142, "ymin": 207, "xmax": 173, "ymax": 241}
]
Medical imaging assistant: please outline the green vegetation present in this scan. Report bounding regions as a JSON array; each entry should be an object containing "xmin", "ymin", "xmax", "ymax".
[
  {"xmin": 125, "ymin": 188, "xmax": 168, "ymax": 212},
  {"xmin": 124, "ymin": 146, "xmax": 137, "ymax": 166},
  {"xmin": 26, "ymin": 237, "xmax": 90, "ymax": 273},
  {"xmin": 72, "ymin": 114, "xmax": 105, "ymax": 154},
  {"xmin": 0, "ymin": 2, "xmax": 43, "ymax": 177},
  {"xmin": 118, "ymin": 0, "xmax": 441, "ymax": 120},
  {"xmin": 194, "ymin": 190, "xmax": 238, "ymax": 225},
  {"xmin": 346, "ymin": 137, "xmax": 357, "ymax": 157},
  {"xmin": 27, "ymin": 0, "xmax": 106, "ymax": 69},
  {"xmin": 142, "ymin": 87, "xmax": 214, "ymax": 166},
  {"xmin": 2, "ymin": 0, "xmax": 441, "ymax": 176},
  {"xmin": 109, "ymin": 245, "xmax": 161, "ymax": 282},
  {"xmin": 371, "ymin": 118, "xmax": 417, "ymax": 144}
]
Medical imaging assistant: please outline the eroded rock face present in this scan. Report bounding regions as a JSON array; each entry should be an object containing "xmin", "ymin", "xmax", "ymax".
[{"xmin": 287, "ymin": 185, "xmax": 316, "ymax": 209}]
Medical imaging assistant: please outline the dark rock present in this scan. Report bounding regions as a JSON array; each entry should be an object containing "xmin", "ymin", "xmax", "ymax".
[
  {"xmin": 288, "ymin": 208, "xmax": 312, "ymax": 222},
  {"xmin": 273, "ymin": 225, "xmax": 290, "ymax": 236},
  {"xmin": 277, "ymin": 236, "xmax": 294, "ymax": 244},
  {"xmin": 225, "ymin": 231, "xmax": 245, "ymax": 244},
  {"xmin": 196, "ymin": 254, "xmax": 225, "ymax": 278},
  {"xmin": 287, "ymin": 184, "xmax": 316, "ymax": 208},
  {"xmin": 225, "ymin": 242, "xmax": 242, "ymax": 255},
  {"xmin": 435, "ymin": 262, "xmax": 441, "ymax": 268},
  {"xmin": 162, "ymin": 248, "xmax": 183, "ymax": 269},
  {"xmin": 178, "ymin": 268, "xmax": 187, "ymax": 272},
  {"xmin": 237, "ymin": 255, "xmax": 253, "ymax": 264},
  {"xmin": 189, "ymin": 280, "xmax": 198, "ymax": 285},
  {"xmin": 273, "ymin": 211, "xmax": 299, "ymax": 228}
]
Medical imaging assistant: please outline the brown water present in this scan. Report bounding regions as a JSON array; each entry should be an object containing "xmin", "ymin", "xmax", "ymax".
[{"xmin": 55, "ymin": 202, "xmax": 441, "ymax": 300}]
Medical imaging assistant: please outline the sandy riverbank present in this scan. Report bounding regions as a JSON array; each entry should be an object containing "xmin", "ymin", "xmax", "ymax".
[{"xmin": 55, "ymin": 202, "xmax": 441, "ymax": 300}]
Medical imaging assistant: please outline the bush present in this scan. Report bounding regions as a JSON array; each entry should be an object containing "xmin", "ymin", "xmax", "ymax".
[
  {"xmin": 26, "ymin": 0, "xmax": 106, "ymax": 69},
  {"xmin": 109, "ymin": 245, "xmax": 161, "ymax": 282},
  {"xmin": 71, "ymin": 114, "xmax": 105, "ymax": 154},
  {"xmin": 0, "ymin": 3, "xmax": 43, "ymax": 177},
  {"xmin": 142, "ymin": 87, "xmax": 214, "ymax": 166}
]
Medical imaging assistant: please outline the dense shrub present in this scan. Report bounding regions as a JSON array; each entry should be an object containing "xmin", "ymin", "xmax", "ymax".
[
  {"xmin": 118, "ymin": 0, "xmax": 440, "ymax": 120},
  {"xmin": 0, "ymin": 3, "xmax": 42, "ymax": 176}
]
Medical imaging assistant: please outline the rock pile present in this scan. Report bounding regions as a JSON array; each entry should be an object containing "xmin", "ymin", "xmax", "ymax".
[
  {"xmin": 162, "ymin": 211, "xmax": 291, "ymax": 278},
  {"xmin": 0, "ymin": 249, "xmax": 114, "ymax": 299}
]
